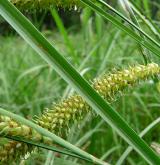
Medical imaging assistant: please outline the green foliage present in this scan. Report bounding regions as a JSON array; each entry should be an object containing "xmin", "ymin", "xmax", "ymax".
[{"xmin": 0, "ymin": 0, "xmax": 160, "ymax": 165}]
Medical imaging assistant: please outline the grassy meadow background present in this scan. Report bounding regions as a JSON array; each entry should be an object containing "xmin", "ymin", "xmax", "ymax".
[{"xmin": 0, "ymin": 0, "xmax": 160, "ymax": 164}]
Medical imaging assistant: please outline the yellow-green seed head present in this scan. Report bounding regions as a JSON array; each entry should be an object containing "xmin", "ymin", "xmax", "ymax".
[
  {"xmin": 93, "ymin": 63, "xmax": 160, "ymax": 98},
  {"xmin": 0, "ymin": 115, "xmax": 53, "ymax": 144},
  {"xmin": 10, "ymin": 0, "xmax": 81, "ymax": 10},
  {"xmin": 37, "ymin": 95, "xmax": 90, "ymax": 134},
  {"xmin": 0, "ymin": 139, "xmax": 32, "ymax": 163},
  {"xmin": 37, "ymin": 63, "xmax": 160, "ymax": 133},
  {"xmin": 0, "ymin": 115, "xmax": 53, "ymax": 163}
]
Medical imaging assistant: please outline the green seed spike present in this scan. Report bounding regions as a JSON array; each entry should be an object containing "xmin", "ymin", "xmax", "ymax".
[
  {"xmin": 0, "ymin": 116, "xmax": 52, "ymax": 144},
  {"xmin": 37, "ymin": 63, "xmax": 160, "ymax": 133},
  {"xmin": 10, "ymin": 0, "xmax": 81, "ymax": 10},
  {"xmin": 37, "ymin": 95, "xmax": 90, "ymax": 134},
  {"xmin": 0, "ymin": 63, "xmax": 160, "ymax": 163},
  {"xmin": 0, "ymin": 139, "xmax": 32, "ymax": 163},
  {"xmin": 0, "ymin": 116, "xmax": 53, "ymax": 163}
]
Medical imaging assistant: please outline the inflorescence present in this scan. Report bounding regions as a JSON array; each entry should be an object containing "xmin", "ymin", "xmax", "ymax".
[
  {"xmin": 0, "ymin": 115, "xmax": 52, "ymax": 163},
  {"xmin": 10, "ymin": 0, "xmax": 81, "ymax": 10}
]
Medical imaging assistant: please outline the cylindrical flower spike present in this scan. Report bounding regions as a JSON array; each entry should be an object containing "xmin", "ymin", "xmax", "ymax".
[
  {"xmin": 0, "ymin": 116, "xmax": 52, "ymax": 144},
  {"xmin": 0, "ymin": 63, "xmax": 160, "ymax": 163},
  {"xmin": 37, "ymin": 95, "xmax": 90, "ymax": 134},
  {"xmin": 37, "ymin": 63, "xmax": 160, "ymax": 132},
  {"xmin": 10, "ymin": 0, "xmax": 81, "ymax": 10},
  {"xmin": 0, "ymin": 116, "xmax": 53, "ymax": 163},
  {"xmin": 0, "ymin": 139, "xmax": 32, "ymax": 163},
  {"xmin": 93, "ymin": 63, "xmax": 160, "ymax": 98}
]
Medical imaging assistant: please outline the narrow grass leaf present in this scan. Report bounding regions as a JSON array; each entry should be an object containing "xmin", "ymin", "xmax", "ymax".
[
  {"xmin": 80, "ymin": 0, "xmax": 160, "ymax": 58},
  {"xmin": 117, "ymin": 117, "xmax": 160, "ymax": 165}
]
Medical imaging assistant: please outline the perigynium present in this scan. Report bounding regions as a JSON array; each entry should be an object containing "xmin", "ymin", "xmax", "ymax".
[
  {"xmin": 0, "ymin": 63, "xmax": 159, "ymax": 163},
  {"xmin": 151, "ymin": 142, "xmax": 160, "ymax": 155}
]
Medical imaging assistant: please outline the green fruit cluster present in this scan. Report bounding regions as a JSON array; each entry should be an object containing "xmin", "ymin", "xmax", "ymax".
[
  {"xmin": 0, "ymin": 116, "xmax": 52, "ymax": 163},
  {"xmin": 10, "ymin": 0, "xmax": 81, "ymax": 10}
]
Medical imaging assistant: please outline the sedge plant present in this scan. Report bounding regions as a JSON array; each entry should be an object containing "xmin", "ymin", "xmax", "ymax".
[
  {"xmin": 0, "ymin": 63, "xmax": 160, "ymax": 163},
  {"xmin": 0, "ymin": 0, "xmax": 160, "ymax": 165}
]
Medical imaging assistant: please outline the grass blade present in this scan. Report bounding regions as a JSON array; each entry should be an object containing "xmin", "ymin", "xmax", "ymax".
[
  {"xmin": 96, "ymin": 0, "xmax": 160, "ymax": 49},
  {"xmin": 80, "ymin": 0, "xmax": 160, "ymax": 58},
  {"xmin": 50, "ymin": 8, "xmax": 77, "ymax": 63},
  {"xmin": 117, "ymin": 117, "xmax": 160, "ymax": 165},
  {"xmin": 129, "ymin": 1, "xmax": 160, "ymax": 40},
  {"xmin": 5, "ymin": 136, "xmax": 91, "ymax": 162}
]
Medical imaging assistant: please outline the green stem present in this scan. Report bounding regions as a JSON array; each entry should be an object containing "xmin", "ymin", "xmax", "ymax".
[{"xmin": 5, "ymin": 135, "xmax": 91, "ymax": 162}]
